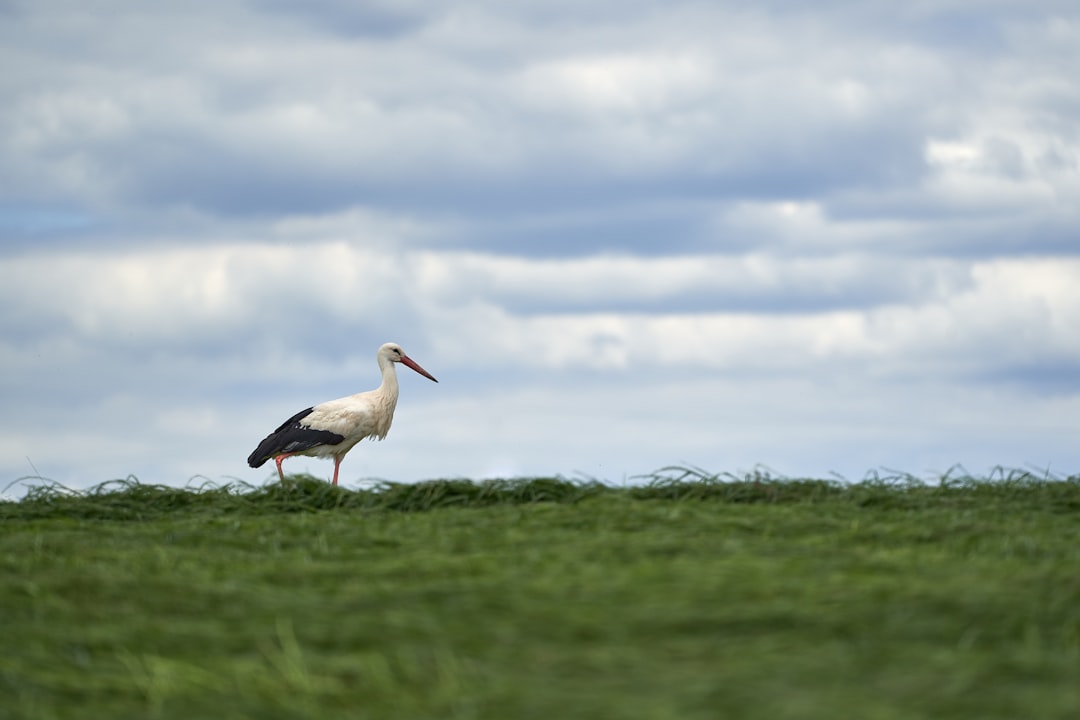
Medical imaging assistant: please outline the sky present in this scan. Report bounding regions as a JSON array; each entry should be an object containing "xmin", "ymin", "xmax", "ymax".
[{"xmin": 2, "ymin": 1, "xmax": 1079, "ymax": 494}]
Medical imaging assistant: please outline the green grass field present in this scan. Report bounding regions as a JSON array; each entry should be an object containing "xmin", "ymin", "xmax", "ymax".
[{"xmin": 3, "ymin": 468, "xmax": 1080, "ymax": 719}]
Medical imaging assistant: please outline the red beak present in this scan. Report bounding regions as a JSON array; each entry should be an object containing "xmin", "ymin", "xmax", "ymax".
[{"xmin": 400, "ymin": 355, "xmax": 438, "ymax": 383}]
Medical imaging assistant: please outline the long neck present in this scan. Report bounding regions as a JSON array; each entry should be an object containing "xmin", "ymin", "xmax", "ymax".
[{"xmin": 376, "ymin": 355, "xmax": 401, "ymax": 408}]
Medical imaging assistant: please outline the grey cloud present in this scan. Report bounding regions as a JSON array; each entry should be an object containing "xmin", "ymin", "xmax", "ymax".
[
  {"xmin": 6, "ymin": 0, "xmax": 1073, "ymax": 237},
  {"xmin": 253, "ymin": 0, "xmax": 431, "ymax": 39}
]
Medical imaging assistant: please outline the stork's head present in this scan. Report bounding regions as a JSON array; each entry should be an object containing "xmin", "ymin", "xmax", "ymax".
[{"xmin": 380, "ymin": 343, "xmax": 438, "ymax": 383}]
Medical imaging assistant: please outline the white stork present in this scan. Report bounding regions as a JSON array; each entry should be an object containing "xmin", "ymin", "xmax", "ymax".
[{"xmin": 247, "ymin": 342, "xmax": 438, "ymax": 485}]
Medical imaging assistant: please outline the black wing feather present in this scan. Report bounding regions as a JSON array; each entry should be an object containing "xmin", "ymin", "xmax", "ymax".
[{"xmin": 247, "ymin": 406, "xmax": 346, "ymax": 468}]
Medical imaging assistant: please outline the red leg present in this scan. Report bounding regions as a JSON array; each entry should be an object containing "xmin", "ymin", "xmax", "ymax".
[
  {"xmin": 274, "ymin": 453, "xmax": 294, "ymax": 483},
  {"xmin": 332, "ymin": 456, "xmax": 342, "ymax": 486}
]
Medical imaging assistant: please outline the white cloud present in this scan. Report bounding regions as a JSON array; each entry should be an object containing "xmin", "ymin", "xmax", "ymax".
[
  {"xmin": 5, "ymin": 243, "xmax": 1078, "ymax": 374},
  {"xmin": 4, "ymin": 243, "xmax": 1079, "ymax": 492}
]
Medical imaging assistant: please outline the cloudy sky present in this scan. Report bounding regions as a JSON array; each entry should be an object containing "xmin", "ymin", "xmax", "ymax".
[{"xmin": 2, "ymin": 1, "xmax": 1079, "ymax": 493}]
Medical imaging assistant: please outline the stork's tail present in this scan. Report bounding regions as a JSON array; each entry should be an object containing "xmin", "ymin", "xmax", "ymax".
[
  {"xmin": 247, "ymin": 445, "xmax": 271, "ymax": 469},
  {"xmin": 248, "ymin": 406, "xmax": 345, "ymax": 469}
]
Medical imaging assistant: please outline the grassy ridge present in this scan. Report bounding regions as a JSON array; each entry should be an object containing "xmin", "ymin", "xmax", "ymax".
[
  {"xmin": 3, "ymin": 469, "xmax": 1080, "ymax": 719},
  {"xmin": 7, "ymin": 465, "xmax": 1080, "ymax": 519}
]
